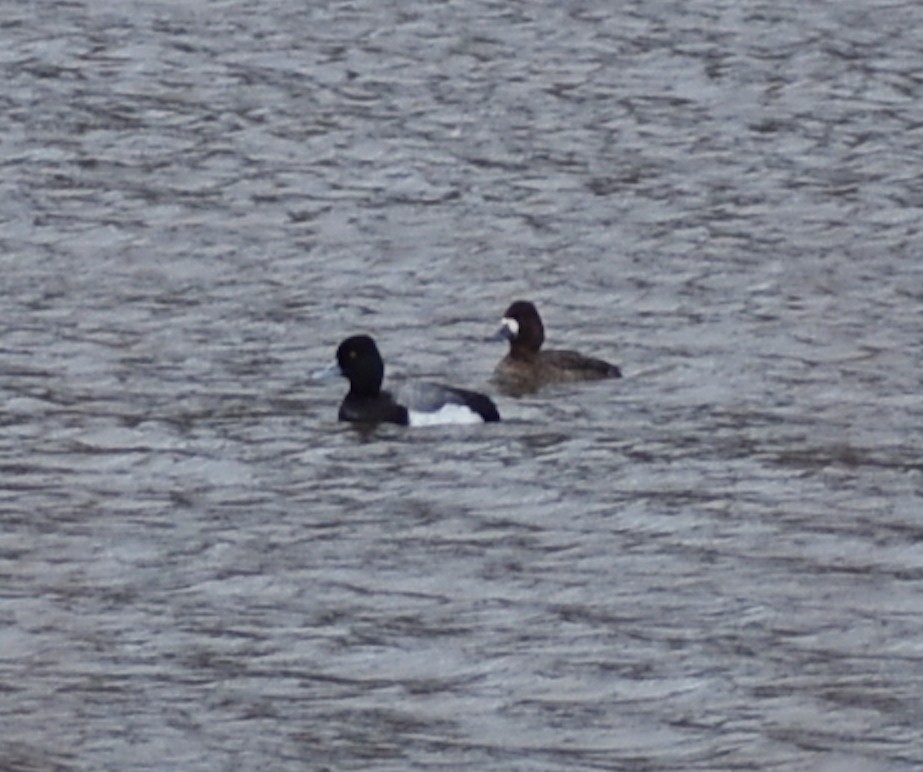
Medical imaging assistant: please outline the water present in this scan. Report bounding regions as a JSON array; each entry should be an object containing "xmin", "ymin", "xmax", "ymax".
[{"xmin": 2, "ymin": 0, "xmax": 922, "ymax": 769}]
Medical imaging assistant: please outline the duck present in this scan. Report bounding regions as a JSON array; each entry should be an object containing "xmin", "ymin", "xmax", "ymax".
[
  {"xmin": 316, "ymin": 334, "xmax": 500, "ymax": 426},
  {"xmin": 493, "ymin": 300, "xmax": 621, "ymax": 393}
]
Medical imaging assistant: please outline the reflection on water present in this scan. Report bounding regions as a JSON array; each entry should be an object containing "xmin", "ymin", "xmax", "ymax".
[{"xmin": 2, "ymin": 0, "xmax": 922, "ymax": 769}]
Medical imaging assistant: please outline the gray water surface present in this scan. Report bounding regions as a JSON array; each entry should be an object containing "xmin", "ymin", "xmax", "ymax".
[{"xmin": 2, "ymin": 0, "xmax": 923, "ymax": 770}]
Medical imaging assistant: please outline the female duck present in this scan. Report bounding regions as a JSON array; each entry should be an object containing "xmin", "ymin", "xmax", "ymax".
[
  {"xmin": 493, "ymin": 300, "xmax": 621, "ymax": 393},
  {"xmin": 318, "ymin": 335, "xmax": 500, "ymax": 426}
]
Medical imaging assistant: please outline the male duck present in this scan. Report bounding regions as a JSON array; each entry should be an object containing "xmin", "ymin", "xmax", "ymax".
[{"xmin": 318, "ymin": 335, "xmax": 500, "ymax": 426}]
